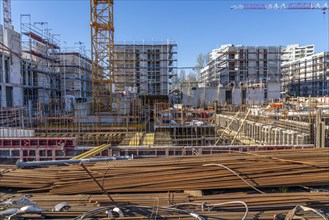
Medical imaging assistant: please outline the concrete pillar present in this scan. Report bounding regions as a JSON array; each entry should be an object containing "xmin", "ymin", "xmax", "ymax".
[
  {"xmin": 267, "ymin": 126, "xmax": 272, "ymax": 145},
  {"xmin": 249, "ymin": 122, "xmax": 254, "ymax": 139},
  {"xmin": 279, "ymin": 128, "xmax": 283, "ymax": 145},
  {"xmin": 262, "ymin": 126, "xmax": 266, "ymax": 144},
  {"xmin": 260, "ymin": 126, "xmax": 265, "ymax": 144},
  {"xmin": 296, "ymin": 134, "xmax": 302, "ymax": 145},
  {"xmin": 268, "ymin": 126, "xmax": 274, "ymax": 145},
  {"xmin": 273, "ymin": 128, "xmax": 277, "ymax": 145},
  {"xmin": 282, "ymin": 130, "xmax": 287, "ymax": 145},
  {"xmin": 276, "ymin": 129, "xmax": 280, "ymax": 145},
  {"xmin": 286, "ymin": 131, "xmax": 291, "ymax": 145},
  {"xmin": 291, "ymin": 131, "xmax": 297, "ymax": 145},
  {"xmin": 255, "ymin": 123, "xmax": 261, "ymax": 142},
  {"xmin": 250, "ymin": 122, "xmax": 254, "ymax": 138},
  {"xmin": 316, "ymin": 109, "xmax": 322, "ymax": 148}
]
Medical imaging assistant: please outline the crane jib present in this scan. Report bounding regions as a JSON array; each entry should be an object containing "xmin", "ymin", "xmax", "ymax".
[{"xmin": 231, "ymin": 3, "xmax": 329, "ymax": 10}]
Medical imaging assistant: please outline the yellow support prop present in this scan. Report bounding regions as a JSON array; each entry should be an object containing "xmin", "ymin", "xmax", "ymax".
[
  {"xmin": 129, "ymin": 132, "xmax": 144, "ymax": 146},
  {"xmin": 143, "ymin": 133, "xmax": 154, "ymax": 145},
  {"xmin": 71, "ymin": 144, "xmax": 110, "ymax": 160}
]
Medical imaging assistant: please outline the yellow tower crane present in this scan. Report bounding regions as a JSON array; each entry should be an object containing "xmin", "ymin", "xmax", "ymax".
[
  {"xmin": 3, "ymin": 0, "xmax": 12, "ymax": 29},
  {"xmin": 90, "ymin": 0, "xmax": 115, "ymax": 113}
]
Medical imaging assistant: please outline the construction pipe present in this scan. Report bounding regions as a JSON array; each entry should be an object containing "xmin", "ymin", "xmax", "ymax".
[{"xmin": 16, "ymin": 157, "xmax": 132, "ymax": 169}]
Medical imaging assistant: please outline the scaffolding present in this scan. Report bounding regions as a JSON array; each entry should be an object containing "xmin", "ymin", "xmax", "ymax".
[
  {"xmin": 0, "ymin": 13, "xmax": 326, "ymax": 150},
  {"xmin": 200, "ymin": 45, "xmax": 283, "ymax": 106},
  {"xmin": 153, "ymin": 102, "xmax": 217, "ymax": 146},
  {"xmin": 59, "ymin": 43, "xmax": 92, "ymax": 106},
  {"xmin": 20, "ymin": 14, "xmax": 62, "ymax": 119},
  {"xmin": 281, "ymin": 52, "xmax": 329, "ymax": 97},
  {"xmin": 113, "ymin": 41, "xmax": 178, "ymax": 96}
]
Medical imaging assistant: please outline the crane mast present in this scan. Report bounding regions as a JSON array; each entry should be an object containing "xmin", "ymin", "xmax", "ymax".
[
  {"xmin": 3, "ymin": 0, "xmax": 12, "ymax": 29},
  {"xmin": 90, "ymin": 0, "xmax": 115, "ymax": 113}
]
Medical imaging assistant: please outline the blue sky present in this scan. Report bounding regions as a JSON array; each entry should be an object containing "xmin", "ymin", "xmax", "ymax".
[{"xmin": 7, "ymin": 0, "xmax": 329, "ymax": 68}]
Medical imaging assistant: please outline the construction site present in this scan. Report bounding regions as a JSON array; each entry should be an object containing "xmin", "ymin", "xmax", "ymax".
[{"xmin": 0, "ymin": 0, "xmax": 328, "ymax": 219}]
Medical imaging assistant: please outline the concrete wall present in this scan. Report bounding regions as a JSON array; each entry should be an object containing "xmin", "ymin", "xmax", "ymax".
[
  {"xmin": 202, "ymin": 45, "xmax": 282, "ymax": 106},
  {"xmin": 0, "ymin": 128, "xmax": 35, "ymax": 137},
  {"xmin": 267, "ymin": 82, "xmax": 281, "ymax": 101},
  {"xmin": 182, "ymin": 87, "xmax": 219, "ymax": 108},
  {"xmin": 183, "ymin": 84, "xmax": 281, "ymax": 107},
  {"xmin": 246, "ymin": 87, "xmax": 265, "ymax": 105},
  {"xmin": 218, "ymin": 82, "xmax": 281, "ymax": 106},
  {"xmin": 216, "ymin": 114, "xmax": 311, "ymax": 145},
  {"xmin": 60, "ymin": 53, "xmax": 92, "ymax": 100},
  {"xmin": 0, "ymin": 25, "xmax": 24, "ymax": 108}
]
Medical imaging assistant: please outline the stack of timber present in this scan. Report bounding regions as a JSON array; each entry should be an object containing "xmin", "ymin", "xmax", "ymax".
[{"xmin": 0, "ymin": 148, "xmax": 328, "ymax": 194}]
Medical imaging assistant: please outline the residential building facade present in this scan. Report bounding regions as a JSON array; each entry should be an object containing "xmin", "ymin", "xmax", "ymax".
[
  {"xmin": 0, "ymin": 25, "xmax": 24, "ymax": 108},
  {"xmin": 283, "ymin": 44, "xmax": 314, "ymax": 62},
  {"xmin": 21, "ymin": 16, "xmax": 62, "ymax": 116},
  {"xmin": 201, "ymin": 44, "xmax": 282, "ymax": 105},
  {"xmin": 114, "ymin": 42, "xmax": 177, "ymax": 96},
  {"xmin": 281, "ymin": 52, "xmax": 329, "ymax": 97},
  {"xmin": 60, "ymin": 52, "xmax": 92, "ymax": 102}
]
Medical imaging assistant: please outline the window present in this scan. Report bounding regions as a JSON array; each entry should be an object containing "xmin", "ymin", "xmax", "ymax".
[
  {"xmin": 47, "ymin": 150, "xmax": 53, "ymax": 157},
  {"xmin": 5, "ymin": 58, "xmax": 10, "ymax": 83},
  {"xmin": 29, "ymin": 150, "xmax": 36, "ymax": 157},
  {"xmin": 6, "ymin": 87, "xmax": 13, "ymax": 108},
  {"xmin": 40, "ymin": 150, "xmax": 46, "ymax": 157},
  {"xmin": 23, "ymin": 150, "xmax": 28, "ymax": 157},
  {"xmin": 0, "ymin": 150, "xmax": 10, "ymax": 157},
  {"xmin": 12, "ymin": 150, "xmax": 20, "ymax": 157},
  {"xmin": 56, "ymin": 150, "xmax": 64, "ymax": 157}
]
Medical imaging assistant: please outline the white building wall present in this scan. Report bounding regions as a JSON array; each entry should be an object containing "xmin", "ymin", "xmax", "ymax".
[
  {"xmin": 60, "ymin": 53, "xmax": 92, "ymax": 100},
  {"xmin": 281, "ymin": 52, "xmax": 329, "ymax": 97},
  {"xmin": 283, "ymin": 44, "xmax": 315, "ymax": 62},
  {"xmin": 267, "ymin": 82, "xmax": 281, "ymax": 101},
  {"xmin": 202, "ymin": 45, "xmax": 281, "ymax": 106},
  {"xmin": 0, "ymin": 25, "xmax": 24, "ymax": 108},
  {"xmin": 246, "ymin": 88, "xmax": 264, "ymax": 105},
  {"xmin": 232, "ymin": 89, "xmax": 242, "ymax": 105},
  {"xmin": 182, "ymin": 87, "xmax": 220, "ymax": 108}
]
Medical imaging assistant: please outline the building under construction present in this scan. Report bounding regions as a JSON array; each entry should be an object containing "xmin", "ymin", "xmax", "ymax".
[
  {"xmin": 0, "ymin": 32, "xmax": 328, "ymax": 160},
  {"xmin": 21, "ymin": 15, "xmax": 62, "ymax": 117},
  {"xmin": 0, "ymin": 24, "xmax": 23, "ymax": 109},
  {"xmin": 281, "ymin": 51, "xmax": 329, "ymax": 97},
  {"xmin": 0, "ymin": 3, "xmax": 326, "ymax": 162},
  {"xmin": 59, "ymin": 50, "xmax": 92, "ymax": 103},
  {"xmin": 0, "ymin": 1, "xmax": 329, "ymax": 219},
  {"xmin": 114, "ymin": 41, "xmax": 177, "ymax": 96},
  {"xmin": 200, "ymin": 44, "xmax": 282, "ymax": 106}
]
